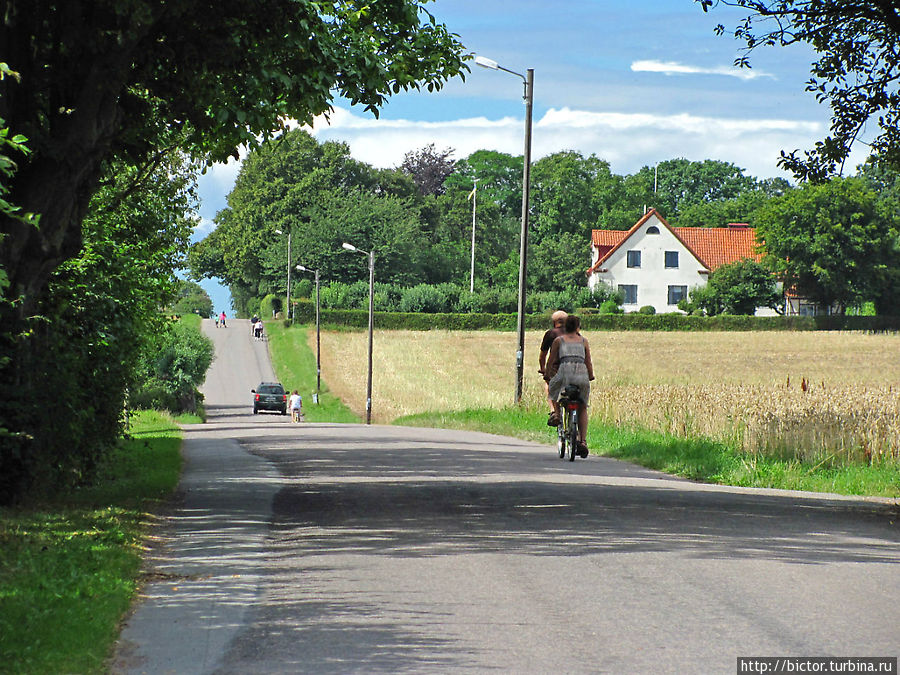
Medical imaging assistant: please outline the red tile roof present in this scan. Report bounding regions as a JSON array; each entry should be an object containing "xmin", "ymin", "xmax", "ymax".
[
  {"xmin": 674, "ymin": 225, "xmax": 762, "ymax": 270},
  {"xmin": 587, "ymin": 209, "xmax": 762, "ymax": 275}
]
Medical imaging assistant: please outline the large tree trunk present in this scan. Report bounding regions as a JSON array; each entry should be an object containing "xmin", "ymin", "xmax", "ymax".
[{"xmin": 1, "ymin": 60, "xmax": 130, "ymax": 312}]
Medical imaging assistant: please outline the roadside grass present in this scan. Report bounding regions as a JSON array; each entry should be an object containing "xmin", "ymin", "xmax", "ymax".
[
  {"xmin": 0, "ymin": 410, "xmax": 182, "ymax": 674},
  {"xmin": 396, "ymin": 407, "xmax": 900, "ymax": 499},
  {"xmin": 265, "ymin": 322, "xmax": 360, "ymax": 423}
]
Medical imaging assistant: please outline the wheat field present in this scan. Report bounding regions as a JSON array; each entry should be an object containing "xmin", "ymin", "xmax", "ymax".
[{"xmin": 315, "ymin": 329, "xmax": 900, "ymax": 462}]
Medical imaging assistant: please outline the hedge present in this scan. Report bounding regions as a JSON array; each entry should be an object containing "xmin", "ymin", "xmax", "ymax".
[{"xmin": 289, "ymin": 300, "xmax": 900, "ymax": 332}]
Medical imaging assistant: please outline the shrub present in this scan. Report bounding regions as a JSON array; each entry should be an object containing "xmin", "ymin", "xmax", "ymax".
[
  {"xmin": 598, "ymin": 299, "xmax": 623, "ymax": 314},
  {"xmin": 399, "ymin": 284, "xmax": 450, "ymax": 313},
  {"xmin": 260, "ymin": 293, "xmax": 281, "ymax": 318},
  {"xmin": 293, "ymin": 278, "xmax": 313, "ymax": 300},
  {"xmin": 638, "ymin": 305, "xmax": 657, "ymax": 315},
  {"xmin": 133, "ymin": 320, "xmax": 214, "ymax": 414}
]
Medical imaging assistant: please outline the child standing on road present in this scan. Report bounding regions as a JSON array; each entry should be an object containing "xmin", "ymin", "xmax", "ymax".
[{"xmin": 289, "ymin": 390, "xmax": 303, "ymax": 422}]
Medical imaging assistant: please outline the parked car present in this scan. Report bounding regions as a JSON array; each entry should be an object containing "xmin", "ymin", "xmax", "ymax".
[{"xmin": 252, "ymin": 382, "xmax": 287, "ymax": 415}]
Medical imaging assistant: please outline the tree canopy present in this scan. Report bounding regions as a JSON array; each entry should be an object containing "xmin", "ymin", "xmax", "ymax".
[
  {"xmin": 698, "ymin": 0, "xmax": 900, "ymax": 179},
  {"xmin": 0, "ymin": 0, "xmax": 467, "ymax": 307},
  {"xmin": 755, "ymin": 176, "xmax": 900, "ymax": 311}
]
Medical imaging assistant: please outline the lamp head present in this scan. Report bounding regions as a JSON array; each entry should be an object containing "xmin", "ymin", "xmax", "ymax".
[
  {"xmin": 274, "ymin": 229, "xmax": 283, "ymax": 235},
  {"xmin": 342, "ymin": 242, "xmax": 357, "ymax": 252},
  {"xmin": 295, "ymin": 264, "xmax": 307, "ymax": 272},
  {"xmin": 474, "ymin": 55, "xmax": 499, "ymax": 70}
]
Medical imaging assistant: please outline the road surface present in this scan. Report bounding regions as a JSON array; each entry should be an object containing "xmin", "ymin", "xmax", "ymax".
[{"xmin": 112, "ymin": 319, "xmax": 899, "ymax": 674}]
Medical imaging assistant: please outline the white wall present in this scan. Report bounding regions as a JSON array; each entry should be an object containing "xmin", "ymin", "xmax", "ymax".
[{"xmin": 589, "ymin": 215, "xmax": 707, "ymax": 313}]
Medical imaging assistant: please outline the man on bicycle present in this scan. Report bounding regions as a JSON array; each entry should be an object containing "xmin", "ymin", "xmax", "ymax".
[{"xmin": 539, "ymin": 310, "xmax": 567, "ymax": 426}]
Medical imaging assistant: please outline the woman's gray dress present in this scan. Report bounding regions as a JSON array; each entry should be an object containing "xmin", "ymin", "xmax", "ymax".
[{"xmin": 548, "ymin": 337, "xmax": 591, "ymax": 404}]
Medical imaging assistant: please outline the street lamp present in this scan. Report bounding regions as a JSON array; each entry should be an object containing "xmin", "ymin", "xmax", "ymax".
[
  {"xmin": 274, "ymin": 229, "xmax": 292, "ymax": 320},
  {"xmin": 295, "ymin": 264, "xmax": 321, "ymax": 403},
  {"xmin": 341, "ymin": 242, "xmax": 375, "ymax": 424},
  {"xmin": 475, "ymin": 55, "xmax": 534, "ymax": 404}
]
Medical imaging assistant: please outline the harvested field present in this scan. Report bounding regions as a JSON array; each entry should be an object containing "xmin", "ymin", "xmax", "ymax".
[{"xmin": 316, "ymin": 330, "xmax": 900, "ymax": 462}]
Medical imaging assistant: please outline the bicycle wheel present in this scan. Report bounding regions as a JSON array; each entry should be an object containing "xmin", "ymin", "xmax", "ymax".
[
  {"xmin": 565, "ymin": 408, "xmax": 578, "ymax": 462},
  {"xmin": 557, "ymin": 418, "xmax": 566, "ymax": 458}
]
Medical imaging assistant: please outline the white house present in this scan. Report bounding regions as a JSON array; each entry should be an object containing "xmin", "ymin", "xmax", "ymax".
[{"xmin": 585, "ymin": 209, "xmax": 774, "ymax": 314}]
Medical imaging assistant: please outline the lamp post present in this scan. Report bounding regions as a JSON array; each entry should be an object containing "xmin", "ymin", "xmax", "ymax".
[
  {"xmin": 475, "ymin": 55, "xmax": 534, "ymax": 404},
  {"xmin": 274, "ymin": 229, "xmax": 292, "ymax": 320},
  {"xmin": 341, "ymin": 242, "xmax": 374, "ymax": 424},
  {"xmin": 469, "ymin": 178, "xmax": 478, "ymax": 293},
  {"xmin": 295, "ymin": 264, "xmax": 321, "ymax": 403}
]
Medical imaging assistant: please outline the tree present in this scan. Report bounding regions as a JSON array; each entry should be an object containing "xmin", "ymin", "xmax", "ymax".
[
  {"xmin": 0, "ymin": 0, "xmax": 467, "ymax": 309},
  {"xmin": 530, "ymin": 151, "xmax": 612, "ymax": 240},
  {"xmin": 172, "ymin": 281, "xmax": 213, "ymax": 318},
  {"xmin": 645, "ymin": 158, "xmax": 758, "ymax": 217},
  {"xmin": 447, "ymin": 150, "xmax": 523, "ymax": 218},
  {"xmin": 400, "ymin": 144, "xmax": 456, "ymax": 196},
  {"xmin": 705, "ymin": 259, "xmax": 782, "ymax": 315},
  {"xmin": 1, "ymin": 150, "xmax": 198, "ymax": 501},
  {"xmin": 755, "ymin": 177, "xmax": 900, "ymax": 312},
  {"xmin": 698, "ymin": 0, "xmax": 900, "ymax": 179},
  {"xmin": 191, "ymin": 130, "xmax": 433, "ymax": 312}
]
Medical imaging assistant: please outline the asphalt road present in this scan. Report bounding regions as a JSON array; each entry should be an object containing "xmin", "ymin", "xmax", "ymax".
[{"xmin": 112, "ymin": 319, "xmax": 900, "ymax": 674}]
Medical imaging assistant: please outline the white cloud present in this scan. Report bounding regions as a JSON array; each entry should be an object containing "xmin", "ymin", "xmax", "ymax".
[
  {"xmin": 307, "ymin": 105, "xmax": 841, "ymax": 180},
  {"xmin": 190, "ymin": 217, "xmax": 217, "ymax": 243},
  {"xmin": 631, "ymin": 59, "xmax": 774, "ymax": 81}
]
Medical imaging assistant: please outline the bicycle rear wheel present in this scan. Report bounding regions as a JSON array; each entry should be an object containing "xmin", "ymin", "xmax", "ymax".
[
  {"xmin": 557, "ymin": 420, "xmax": 566, "ymax": 458},
  {"xmin": 565, "ymin": 408, "xmax": 578, "ymax": 461}
]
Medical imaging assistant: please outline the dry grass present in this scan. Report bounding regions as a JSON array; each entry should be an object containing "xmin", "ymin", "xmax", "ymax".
[{"xmin": 316, "ymin": 329, "xmax": 900, "ymax": 463}]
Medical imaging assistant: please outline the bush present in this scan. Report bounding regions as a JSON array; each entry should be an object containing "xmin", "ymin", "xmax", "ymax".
[
  {"xmin": 132, "ymin": 320, "xmax": 214, "ymax": 414},
  {"xmin": 293, "ymin": 278, "xmax": 313, "ymax": 300},
  {"xmin": 399, "ymin": 284, "xmax": 450, "ymax": 313},
  {"xmin": 598, "ymin": 299, "xmax": 623, "ymax": 314},
  {"xmin": 638, "ymin": 305, "xmax": 657, "ymax": 315},
  {"xmin": 260, "ymin": 293, "xmax": 281, "ymax": 319}
]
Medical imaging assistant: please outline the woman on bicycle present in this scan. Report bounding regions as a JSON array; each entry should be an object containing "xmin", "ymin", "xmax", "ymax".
[{"xmin": 546, "ymin": 314, "xmax": 594, "ymax": 457}]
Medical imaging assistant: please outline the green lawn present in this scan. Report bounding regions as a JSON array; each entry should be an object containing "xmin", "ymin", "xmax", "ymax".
[
  {"xmin": 396, "ymin": 408, "xmax": 900, "ymax": 499},
  {"xmin": 0, "ymin": 410, "xmax": 183, "ymax": 674},
  {"xmin": 265, "ymin": 321, "xmax": 360, "ymax": 423}
]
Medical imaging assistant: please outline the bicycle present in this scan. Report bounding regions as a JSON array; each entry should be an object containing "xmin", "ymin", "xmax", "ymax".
[{"xmin": 556, "ymin": 384, "xmax": 583, "ymax": 462}]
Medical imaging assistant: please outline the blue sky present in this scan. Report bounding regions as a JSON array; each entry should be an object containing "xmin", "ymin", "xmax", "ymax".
[{"xmin": 194, "ymin": 0, "xmax": 861, "ymax": 313}]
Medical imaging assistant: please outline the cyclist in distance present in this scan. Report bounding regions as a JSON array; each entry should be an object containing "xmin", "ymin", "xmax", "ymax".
[
  {"xmin": 539, "ymin": 310, "xmax": 567, "ymax": 427},
  {"xmin": 546, "ymin": 314, "xmax": 594, "ymax": 457}
]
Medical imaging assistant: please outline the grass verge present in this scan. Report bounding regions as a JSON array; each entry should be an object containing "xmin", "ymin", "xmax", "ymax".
[
  {"xmin": 0, "ymin": 410, "xmax": 183, "ymax": 674},
  {"xmin": 396, "ymin": 407, "xmax": 900, "ymax": 499},
  {"xmin": 266, "ymin": 322, "xmax": 360, "ymax": 423}
]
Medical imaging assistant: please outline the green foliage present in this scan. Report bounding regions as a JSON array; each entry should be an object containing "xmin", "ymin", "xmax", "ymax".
[
  {"xmin": 171, "ymin": 280, "xmax": 213, "ymax": 317},
  {"xmin": 598, "ymin": 300, "xmax": 624, "ymax": 314},
  {"xmin": 398, "ymin": 284, "xmax": 451, "ymax": 313},
  {"xmin": 638, "ymin": 305, "xmax": 657, "ymax": 315},
  {"xmin": 295, "ymin": 305, "xmax": 900, "ymax": 332},
  {"xmin": 681, "ymin": 259, "xmax": 782, "ymax": 316},
  {"xmin": 699, "ymin": 0, "xmax": 900, "ymax": 180},
  {"xmin": 0, "ymin": 152, "xmax": 197, "ymax": 503},
  {"xmin": 260, "ymin": 293, "xmax": 281, "ymax": 319},
  {"xmin": 0, "ymin": 410, "xmax": 182, "ymax": 673},
  {"xmin": 1, "ymin": 1, "xmax": 468, "ymax": 313},
  {"xmin": 132, "ymin": 320, "xmax": 214, "ymax": 414},
  {"xmin": 756, "ymin": 177, "xmax": 900, "ymax": 312},
  {"xmin": 293, "ymin": 278, "xmax": 313, "ymax": 300},
  {"xmin": 708, "ymin": 259, "xmax": 782, "ymax": 315}
]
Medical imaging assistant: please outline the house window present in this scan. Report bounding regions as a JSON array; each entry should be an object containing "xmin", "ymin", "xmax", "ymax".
[
  {"xmin": 646, "ymin": 226, "xmax": 660, "ymax": 234},
  {"xmin": 668, "ymin": 285, "xmax": 687, "ymax": 305},
  {"xmin": 619, "ymin": 284, "xmax": 638, "ymax": 305},
  {"xmin": 665, "ymin": 251, "xmax": 679, "ymax": 268},
  {"xmin": 626, "ymin": 250, "xmax": 641, "ymax": 268}
]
